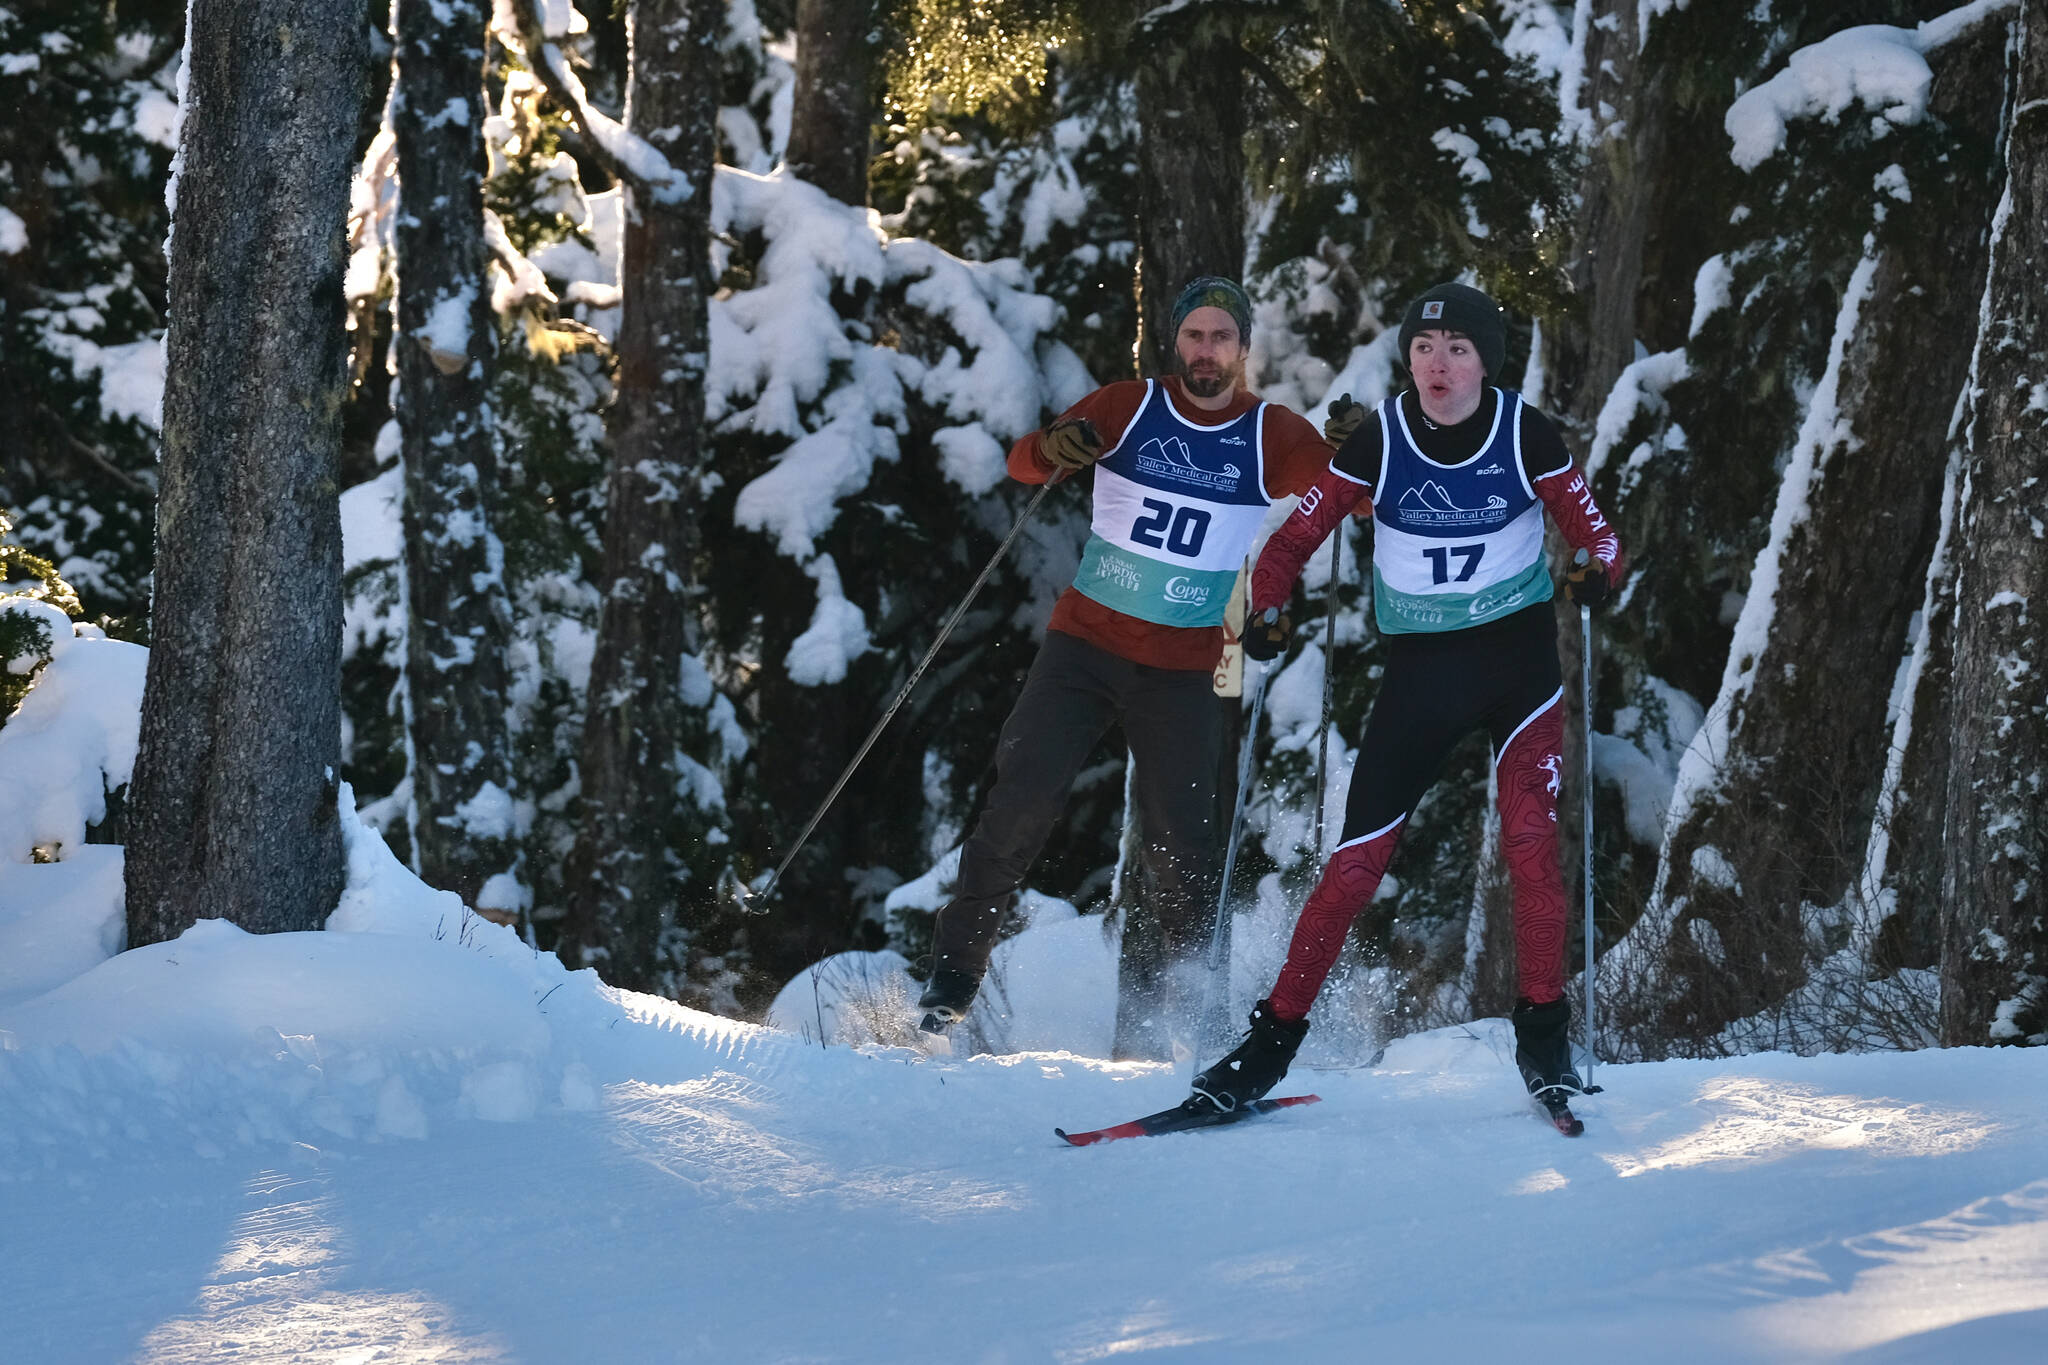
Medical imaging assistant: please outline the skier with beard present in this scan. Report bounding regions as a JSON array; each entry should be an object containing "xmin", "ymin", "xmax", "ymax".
[
  {"xmin": 1187, "ymin": 282, "xmax": 1626, "ymax": 1121},
  {"xmin": 918, "ymin": 277, "xmax": 1332, "ymax": 1058}
]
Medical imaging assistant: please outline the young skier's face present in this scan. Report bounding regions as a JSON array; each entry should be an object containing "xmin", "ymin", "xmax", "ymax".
[
  {"xmin": 1408, "ymin": 329, "xmax": 1486, "ymax": 425},
  {"xmin": 1175, "ymin": 306, "xmax": 1246, "ymax": 401}
]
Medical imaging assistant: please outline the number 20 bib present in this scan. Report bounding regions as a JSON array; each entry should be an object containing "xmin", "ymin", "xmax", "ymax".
[
  {"xmin": 1368, "ymin": 388, "xmax": 1553, "ymax": 635},
  {"xmin": 1073, "ymin": 381, "xmax": 1272, "ymax": 628}
]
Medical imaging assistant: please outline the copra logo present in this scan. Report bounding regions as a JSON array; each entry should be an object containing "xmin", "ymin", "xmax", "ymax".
[{"xmin": 1164, "ymin": 576, "xmax": 1211, "ymax": 605}]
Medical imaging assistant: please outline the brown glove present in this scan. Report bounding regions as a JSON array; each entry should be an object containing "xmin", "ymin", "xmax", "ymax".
[
  {"xmin": 1323, "ymin": 392, "xmax": 1367, "ymax": 447},
  {"xmin": 1040, "ymin": 416, "xmax": 1105, "ymax": 472}
]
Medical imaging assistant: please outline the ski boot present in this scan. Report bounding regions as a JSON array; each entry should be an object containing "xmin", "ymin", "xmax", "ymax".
[
  {"xmin": 916, "ymin": 965, "xmax": 982, "ymax": 1036},
  {"xmin": 1512, "ymin": 996, "xmax": 1586, "ymax": 1099},
  {"xmin": 1188, "ymin": 1000, "xmax": 1309, "ymax": 1114}
]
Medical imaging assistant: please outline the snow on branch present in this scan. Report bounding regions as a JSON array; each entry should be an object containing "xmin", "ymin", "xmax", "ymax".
[
  {"xmin": 719, "ymin": 168, "xmax": 1062, "ymax": 565},
  {"xmin": 494, "ymin": 0, "xmax": 694, "ymax": 204},
  {"xmin": 1725, "ymin": 0, "xmax": 2020, "ymax": 170}
]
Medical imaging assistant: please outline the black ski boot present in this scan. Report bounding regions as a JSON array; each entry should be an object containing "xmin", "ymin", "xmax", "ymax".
[
  {"xmin": 1189, "ymin": 1000, "xmax": 1308, "ymax": 1113},
  {"xmin": 1511, "ymin": 996, "xmax": 1584, "ymax": 1098},
  {"xmin": 916, "ymin": 966, "xmax": 982, "ymax": 1035}
]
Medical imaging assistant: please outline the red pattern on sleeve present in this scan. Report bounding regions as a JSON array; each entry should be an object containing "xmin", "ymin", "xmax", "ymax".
[
  {"xmin": 1535, "ymin": 465, "xmax": 1628, "ymax": 586},
  {"xmin": 1250, "ymin": 467, "xmax": 1370, "ymax": 613}
]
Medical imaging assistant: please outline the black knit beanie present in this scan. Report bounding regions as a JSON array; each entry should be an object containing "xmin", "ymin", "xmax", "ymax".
[
  {"xmin": 1170, "ymin": 276, "xmax": 1253, "ymax": 343},
  {"xmin": 1397, "ymin": 282, "xmax": 1506, "ymax": 378}
]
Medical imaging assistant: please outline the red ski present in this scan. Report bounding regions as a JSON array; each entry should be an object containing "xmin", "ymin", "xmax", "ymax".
[{"xmin": 1056, "ymin": 1094, "xmax": 1321, "ymax": 1147}]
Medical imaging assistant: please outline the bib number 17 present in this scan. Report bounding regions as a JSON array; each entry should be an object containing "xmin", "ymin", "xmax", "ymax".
[
  {"xmin": 1424, "ymin": 543, "xmax": 1485, "ymax": 583},
  {"xmin": 1131, "ymin": 499, "xmax": 1212, "ymax": 558}
]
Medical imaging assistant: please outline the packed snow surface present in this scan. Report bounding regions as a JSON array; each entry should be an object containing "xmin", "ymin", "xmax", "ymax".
[{"xmin": 4, "ymin": 638, "xmax": 2046, "ymax": 1361}]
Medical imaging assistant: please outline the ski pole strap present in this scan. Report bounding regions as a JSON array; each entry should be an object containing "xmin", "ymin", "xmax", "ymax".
[{"xmin": 744, "ymin": 482, "xmax": 1054, "ymax": 911}]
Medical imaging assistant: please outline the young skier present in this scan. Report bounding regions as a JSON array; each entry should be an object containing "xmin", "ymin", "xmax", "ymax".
[
  {"xmin": 918, "ymin": 277, "xmax": 1332, "ymax": 1056},
  {"xmin": 1188, "ymin": 282, "xmax": 1625, "ymax": 1112}
]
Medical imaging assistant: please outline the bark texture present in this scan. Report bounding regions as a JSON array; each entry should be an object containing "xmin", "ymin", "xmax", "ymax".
[
  {"xmin": 1541, "ymin": 0, "xmax": 1673, "ymax": 442},
  {"xmin": 1624, "ymin": 18, "xmax": 2007, "ymax": 1049},
  {"xmin": 392, "ymin": 0, "xmax": 521, "ymax": 915},
  {"xmin": 1940, "ymin": 0, "xmax": 2048, "ymax": 1047},
  {"xmin": 785, "ymin": 0, "xmax": 874, "ymax": 205},
  {"xmin": 126, "ymin": 0, "xmax": 366, "ymax": 944},
  {"xmin": 1134, "ymin": 13, "xmax": 1244, "ymax": 376},
  {"xmin": 563, "ymin": 0, "xmax": 723, "ymax": 993}
]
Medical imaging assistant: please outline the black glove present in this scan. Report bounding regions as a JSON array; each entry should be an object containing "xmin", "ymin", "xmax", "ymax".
[
  {"xmin": 1564, "ymin": 557, "xmax": 1613, "ymax": 609},
  {"xmin": 1040, "ymin": 416, "xmax": 1105, "ymax": 472},
  {"xmin": 1242, "ymin": 605, "xmax": 1291, "ymax": 661},
  {"xmin": 1323, "ymin": 392, "xmax": 1367, "ymax": 447}
]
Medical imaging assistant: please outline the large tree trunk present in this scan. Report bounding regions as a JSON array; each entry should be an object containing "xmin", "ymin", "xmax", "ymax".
[
  {"xmin": 1608, "ymin": 16, "xmax": 2008, "ymax": 1051},
  {"xmin": 126, "ymin": 0, "xmax": 366, "ymax": 945},
  {"xmin": 784, "ymin": 0, "xmax": 874, "ymax": 205},
  {"xmin": 1541, "ymin": 0, "xmax": 1674, "ymax": 443},
  {"xmin": 1133, "ymin": 11, "xmax": 1244, "ymax": 375},
  {"xmin": 1940, "ymin": 0, "xmax": 2048, "ymax": 1048},
  {"xmin": 391, "ymin": 0, "xmax": 521, "ymax": 917},
  {"xmin": 562, "ymin": 0, "xmax": 722, "ymax": 994}
]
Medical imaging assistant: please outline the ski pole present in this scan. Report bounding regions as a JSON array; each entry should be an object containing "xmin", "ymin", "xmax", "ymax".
[
  {"xmin": 1202, "ymin": 659, "xmax": 1270, "ymax": 1053},
  {"xmin": 727, "ymin": 481, "xmax": 1053, "ymax": 914},
  {"xmin": 1312, "ymin": 528, "xmax": 1340, "ymax": 863},
  {"xmin": 1580, "ymin": 594, "xmax": 1597, "ymax": 1086}
]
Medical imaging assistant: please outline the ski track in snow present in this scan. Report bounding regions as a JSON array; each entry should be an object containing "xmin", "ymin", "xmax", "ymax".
[{"xmin": 4, "ymin": 996, "xmax": 2047, "ymax": 1363}]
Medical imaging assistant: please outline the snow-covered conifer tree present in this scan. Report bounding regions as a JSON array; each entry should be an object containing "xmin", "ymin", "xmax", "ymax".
[
  {"xmin": 0, "ymin": 1, "xmax": 180, "ymax": 632},
  {"xmin": 391, "ymin": 0, "xmax": 525, "ymax": 922}
]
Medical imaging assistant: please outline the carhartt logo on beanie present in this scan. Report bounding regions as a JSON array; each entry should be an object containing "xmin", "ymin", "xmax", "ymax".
[
  {"xmin": 1170, "ymin": 276, "xmax": 1253, "ymax": 342},
  {"xmin": 1398, "ymin": 282, "xmax": 1506, "ymax": 378}
]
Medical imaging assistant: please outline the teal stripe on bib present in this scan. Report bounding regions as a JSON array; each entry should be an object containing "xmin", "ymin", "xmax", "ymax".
[
  {"xmin": 1373, "ymin": 557, "xmax": 1553, "ymax": 635},
  {"xmin": 1074, "ymin": 536, "xmax": 1239, "ymax": 627}
]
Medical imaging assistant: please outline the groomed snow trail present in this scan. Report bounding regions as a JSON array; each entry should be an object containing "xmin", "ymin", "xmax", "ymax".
[{"xmin": 4, "ymin": 933, "xmax": 2045, "ymax": 1363}]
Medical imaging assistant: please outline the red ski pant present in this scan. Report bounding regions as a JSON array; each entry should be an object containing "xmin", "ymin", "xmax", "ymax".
[{"xmin": 1269, "ymin": 604, "xmax": 1570, "ymax": 1019}]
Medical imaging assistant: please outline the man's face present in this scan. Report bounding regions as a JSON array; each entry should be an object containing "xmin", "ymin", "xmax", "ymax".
[
  {"xmin": 1407, "ymin": 328, "xmax": 1486, "ymax": 423},
  {"xmin": 1175, "ymin": 306, "xmax": 1246, "ymax": 398}
]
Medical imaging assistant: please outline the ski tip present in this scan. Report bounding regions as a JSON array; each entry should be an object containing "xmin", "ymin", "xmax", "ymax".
[{"xmin": 1053, "ymin": 1127, "xmax": 1100, "ymax": 1147}]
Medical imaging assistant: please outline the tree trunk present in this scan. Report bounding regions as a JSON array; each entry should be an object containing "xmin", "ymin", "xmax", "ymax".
[
  {"xmin": 785, "ymin": 0, "xmax": 874, "ymax": 206},
  {"xmin": 1541, "ymin": 0, "xmax": 1673, "ymax": 443},
  {"xmin": 562, "ymin": 0, "xmax": 722, "ymax": 994},
  {"xmin": 1615, "ymin": 17, "xmax": 2008, "ymax": 1049},
  {"xmin": 1940, "ymin": 0, "xmax": 2048, "ymax": 1048},
  {"xmin": 391, "ymin": 0, "xmax": 521, "ymax": 917},
  {"xmin": 126, "ymin": 0, "xmax": 366, "ymax": 945},
  {"xmin": 1134, "ymin": 13, "xmax": 1244, "ymax": 375},
  {"xmin": 1864, "ymin": 452, "xmax": 1961, "ymax": 975}
]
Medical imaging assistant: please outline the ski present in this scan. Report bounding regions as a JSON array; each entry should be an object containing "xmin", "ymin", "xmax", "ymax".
[
  {"xmin": 1528, "ymin": 1080, "xmax": 1599, "ymax": 1137},
  {"xmin": 1534, "ymin": 1090, "xmax": 1584, "ymax": 1137},
  {"xmin": 1055, "ymin": 1094, "xmax": 1320, "ymax": 1147}
]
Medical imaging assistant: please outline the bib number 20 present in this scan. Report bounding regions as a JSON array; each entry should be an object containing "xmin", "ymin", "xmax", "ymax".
[
  {"xmin": 1131, "ymin": 499, "xmax": 1211, "ymax": 558},
  {"xmin": 1424, "ymin": 543, "xmax": 1485, "ymax": 584}
]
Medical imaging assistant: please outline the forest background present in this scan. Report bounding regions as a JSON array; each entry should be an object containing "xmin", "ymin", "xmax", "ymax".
[{"xmin": 2, "ymin": 0, "xmax": 2042, "ymax": 1062}]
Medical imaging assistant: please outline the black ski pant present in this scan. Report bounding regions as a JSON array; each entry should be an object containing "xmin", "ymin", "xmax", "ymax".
[{"xmin": 931, "ymin": 629, "xmax": 1224, "ymax": 983}]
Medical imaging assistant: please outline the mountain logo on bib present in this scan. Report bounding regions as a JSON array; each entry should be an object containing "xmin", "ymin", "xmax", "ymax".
[
  {"xmin": 1395, "ymin": 481, "xmax": 1510, "ymax": 527},
  {"xmin": 1133, "ymin": 436, "xmax": 1244, "ymax": 491}
]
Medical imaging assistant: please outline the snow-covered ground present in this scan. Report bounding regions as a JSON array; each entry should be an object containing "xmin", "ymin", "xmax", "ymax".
[
  {"xmin": 4, "ymin": 633, "xmax": 2046, "ymax": 1362},
  {"xmin": 5, "ymin": 867, "xmax": 2047, "ymax": 1363}
]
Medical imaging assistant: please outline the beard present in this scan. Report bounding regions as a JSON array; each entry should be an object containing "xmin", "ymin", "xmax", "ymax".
[{"xmin": 1179, "ymin": 354, "xmax": 1242, "ymax": 398}]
